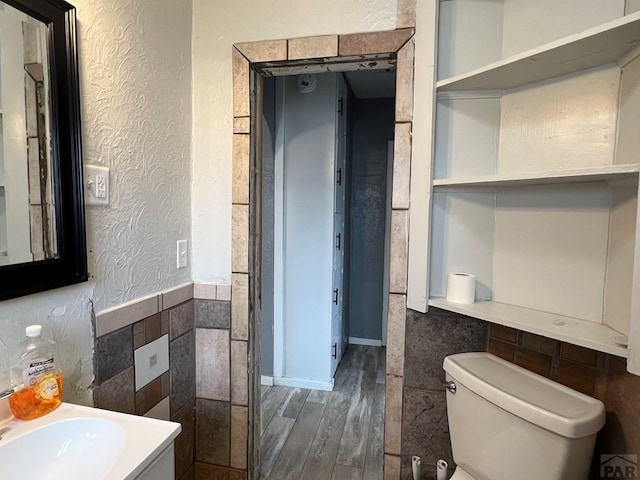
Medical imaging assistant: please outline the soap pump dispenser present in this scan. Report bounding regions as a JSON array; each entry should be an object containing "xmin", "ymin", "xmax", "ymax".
[{"xmin": 8, "ymin": 325, "xmax": 64, "ymax": 420}]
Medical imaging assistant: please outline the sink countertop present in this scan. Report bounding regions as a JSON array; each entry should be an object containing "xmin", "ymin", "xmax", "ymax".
[{"xmin": 0, "ymin": 402, "xmax": 181, "ymax": 480}]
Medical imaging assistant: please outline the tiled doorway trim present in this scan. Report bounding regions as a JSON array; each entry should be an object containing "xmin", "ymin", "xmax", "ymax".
[{"xmin": 232, "ymin": 16, "xmax": 417, "ymax": 480}]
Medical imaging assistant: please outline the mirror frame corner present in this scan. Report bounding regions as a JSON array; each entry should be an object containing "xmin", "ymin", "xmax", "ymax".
[{"xmin": 0, "ymin": 0, "xmax": 87, "ymax": 302}]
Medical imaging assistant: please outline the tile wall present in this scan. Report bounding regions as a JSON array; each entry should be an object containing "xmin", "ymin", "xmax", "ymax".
[
  {"xmin": 192, "ymin": 283, "xmax": 249, "ymax": 480},
  {"xmin": 94, "ymin": 302, "xmax": 195, "ymax": 479},
  {"xmin": 399, "ymin": 312, "xmax": 640, "ymax": 480},
  {"xmin": 93, "ymin": 283, "xmax": 244, "ymax": 480},
  {"xmin": 399, "ymin": 307, "xmax": 488, "ymax": 480},
  {"xmin": 487, "ymin": 324, "xmax": 640, "ymax": 480}
]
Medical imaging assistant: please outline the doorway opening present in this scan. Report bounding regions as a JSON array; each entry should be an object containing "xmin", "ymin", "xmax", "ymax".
[
  {"xmin": 231, "ymin": 28, "xmax": 417, "ymax": 480},
  {"xmin": 258, "ymin": 68, "xmax": 396, "ymax": 479}
]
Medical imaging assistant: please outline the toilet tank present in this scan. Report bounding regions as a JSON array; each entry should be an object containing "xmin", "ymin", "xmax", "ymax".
[{"xmin": 443, "ymin": 352, "xmax": 605, "ymax": 480}]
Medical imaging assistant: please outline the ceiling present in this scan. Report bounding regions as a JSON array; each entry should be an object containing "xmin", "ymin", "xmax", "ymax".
[{"xmin": 344, "ymin": 69, "xmax": 396, "ymax": 99}]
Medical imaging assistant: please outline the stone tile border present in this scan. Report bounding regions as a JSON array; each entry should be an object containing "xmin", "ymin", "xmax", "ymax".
[
  {"xmin": 160, "ymin": 282, "xmax": 194, "ymax": 311},
  {"xmin": 96, "ymin": 293, "xmax": 160, "ymax": 338},
  {"xmin": 232, "ymin": 9, "xmax": 417, "ymax": 478},
  {"xmin": 96, "ymin": 282, "xmax": 233, "ymax": 337}
]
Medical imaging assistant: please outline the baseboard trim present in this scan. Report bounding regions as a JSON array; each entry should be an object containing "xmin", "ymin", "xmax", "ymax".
[
  {"xmin": 261, "ymin": 376, "xmax": 274, "ymax": 386},
  {"xmin": 349, "ymin": 337, "xmax": 382, "ymax": 347},
  {"xmin": 272, "ymin": 376, "xmax": 334, "ymax": 391}
]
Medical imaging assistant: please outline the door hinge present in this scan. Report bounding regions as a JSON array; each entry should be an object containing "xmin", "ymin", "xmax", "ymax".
[
  {"xmin": 332, "ymin": 343, "xmax": 337, "ymax": 359},
  {"xmin": 336, "ymin": 168, "xmax": 342, "ymax": 186},
  {"xmin": 336, "ymin": 233, "xmax": 341, "ymax": 251},
  {"xmin": 333, "ymin": 288, "xmax": 339, "ymax": 305},
  {"xmin": 338, "ymin": 97, "xmax": 344, "ymax": 115}
]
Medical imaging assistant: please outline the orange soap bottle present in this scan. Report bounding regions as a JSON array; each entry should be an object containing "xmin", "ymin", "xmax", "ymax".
[{"xmin": 8, "ymin": 325, "xmax": 64, "ymax": 420}]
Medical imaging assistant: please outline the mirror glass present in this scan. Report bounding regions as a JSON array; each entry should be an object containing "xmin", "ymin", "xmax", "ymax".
[{"xmin": 0, "ymin": 1, "xmax": 57, "ymax": 267}]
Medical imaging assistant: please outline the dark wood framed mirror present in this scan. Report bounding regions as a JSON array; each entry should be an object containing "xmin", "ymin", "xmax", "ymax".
[{"xmin": 0, "ymin": 0, "xmax": 86, "ymax": 301}]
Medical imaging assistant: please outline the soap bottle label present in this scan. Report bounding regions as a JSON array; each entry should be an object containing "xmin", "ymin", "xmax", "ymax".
[
  {"xmin": 23, "ymin": 358, "xmax": 55, "ymax": 387},
  {"xmin": 35, "ymin": 375, "xmax": 60, "ymax": 400}
]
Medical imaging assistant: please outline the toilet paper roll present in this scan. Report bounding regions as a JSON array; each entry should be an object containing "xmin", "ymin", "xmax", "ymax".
[{"xmin": 446, "ymin": 273, "xmax": 476, "ymax": 304}]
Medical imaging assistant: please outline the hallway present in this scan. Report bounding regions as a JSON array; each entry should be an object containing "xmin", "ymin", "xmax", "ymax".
[{"xmin": 260, "ymin": 345, "xmax": 386, "ymax": 480}]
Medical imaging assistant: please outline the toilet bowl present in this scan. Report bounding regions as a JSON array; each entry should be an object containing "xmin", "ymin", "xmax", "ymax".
[{"xmin": 443, "ymin": 352, "xmax": 605, "ymax": 480}]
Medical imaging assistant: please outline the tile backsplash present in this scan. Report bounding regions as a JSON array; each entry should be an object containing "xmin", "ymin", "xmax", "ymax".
[
  {"xmin": 400, "ymin": 310, "xmax": 640, "ymax": 480},
  {"xmin": 93, "ymin": 296, "xmax": 195, "ymax": 480},
  {"xmin": 92, "ymin": 282, "xmax": 244, "ymax": 480},
  {"xmin": 400, "ymin": 307, "xmax": 489, "ymax": 480},
  {"xmin": 487, "ymin": 324, "xmax": 640, "ymax": 480}
]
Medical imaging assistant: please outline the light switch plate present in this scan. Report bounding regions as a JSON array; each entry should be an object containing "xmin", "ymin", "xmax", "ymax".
[
  {"xmin": 84, "ymin": 164, "xmax": 110, "ymax": 206},
  {"xmin": 177, "ymin": 239, "xmax": 188, "ymax": 269},
  {"xmin": 134, "ymin": 334, "xmax": 169, "ymax": 391}
]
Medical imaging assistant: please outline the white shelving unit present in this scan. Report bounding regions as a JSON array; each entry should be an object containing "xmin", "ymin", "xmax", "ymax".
[
  {"xmin": 436, "ymin": 11, "xmax": 640, "ymax": 92},
  {"xmin": 429, "ymin": 0, "xmax": 640, "ymax": 368},
  {"xmin": 433, "ymin": 165, "xmax": 640, "ymax": 188},
  {"xmin": 429, "ymin": 298, "xmax": 628, "ymax": 358}
]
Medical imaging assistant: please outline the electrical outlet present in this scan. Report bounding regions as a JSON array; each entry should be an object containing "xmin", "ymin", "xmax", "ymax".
[
  {"xmin": 134, "ymin": 335, "xmax": 169, "ymax": 391},
  {"xmin": 84, "ymin": 165, "xmax": 110, "ymax": 206},
  {"xmin": 177, "ymin": 239, "xmax": 188, "ymax": 269},
  {"xmin": 96, "ymin": 174, "xmax": 107, "ymax": 198}
]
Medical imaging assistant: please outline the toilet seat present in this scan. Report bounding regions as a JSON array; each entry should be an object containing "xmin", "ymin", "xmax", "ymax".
[{"xmin": 450, "ymin": 466, "xmax": 477, "ymax": 480}]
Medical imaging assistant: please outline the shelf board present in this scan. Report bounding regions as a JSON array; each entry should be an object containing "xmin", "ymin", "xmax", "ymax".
[
  {"xmin": 432, "ymin": 164, "xmax": 640, "ymax": 188},
  {"xmin": 437, "ymin": 12, "xmax": 640, "ymax": 92},
  {"xmin": 429, "ymin": 298, "xmax": 628, "ymax": 358}
]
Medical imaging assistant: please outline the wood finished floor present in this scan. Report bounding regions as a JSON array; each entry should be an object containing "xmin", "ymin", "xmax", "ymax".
[{"xmin": 260, "ymin": 345, "xmax": 386, "ymax": 480}]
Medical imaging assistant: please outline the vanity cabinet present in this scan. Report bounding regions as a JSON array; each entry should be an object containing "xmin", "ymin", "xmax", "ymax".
[
  {"xmin": 135, "ymin": 444, "xmax": 175, "ymax": 480},
  {"xmin": 428, "ymin": 0, "xmax": 640, "ymax": 371}
]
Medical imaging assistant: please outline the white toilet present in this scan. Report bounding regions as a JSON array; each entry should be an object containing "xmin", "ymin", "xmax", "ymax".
[{"xmin": 443, "ymin": 352, "xmax": 606, "ymax": 480}]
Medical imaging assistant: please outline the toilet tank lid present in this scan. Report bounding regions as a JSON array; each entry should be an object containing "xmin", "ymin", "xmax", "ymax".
[{"xmin": 443, "ymin": 352, "xmax": 605, "ymax": 439}]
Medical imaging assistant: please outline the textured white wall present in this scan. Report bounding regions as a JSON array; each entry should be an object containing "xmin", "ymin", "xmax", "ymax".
[
  {"xmin": 77, "ymin": 0, "xmax": 192, "ymax": 310},
  {"xmin": 0, "ymin": 0, "xmax": 192, "ymax": 404},
  {"xmin": 191, "ymin": 0, "xmax": 398, "ymax": 283}
]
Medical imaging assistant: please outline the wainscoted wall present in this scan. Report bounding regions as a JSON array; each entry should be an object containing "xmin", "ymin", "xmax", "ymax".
[
  {"xmin": 93, "ymin": 283, "xmax": 222, "ymax": 480},
  {"xmin": 486, "ymin": 324, "xmax": 640, "ymax": 480},
  {"xmin": 399, "ymin": 308, "xmax": 488, "ymax": 480},
  {"xmin": 93, "ymin": 283, "xmax": 244, "ymax": 480},
  {"xmin": 398, "ymin": 312, "xmax": 640, "ymax": 480},
  {"xmin": 193, "ymin": 283, "xmax": 249, "ymax": 479},
  {"xmin": 94, "ymin": 284, "xmax": 195, "ymax": 480}
]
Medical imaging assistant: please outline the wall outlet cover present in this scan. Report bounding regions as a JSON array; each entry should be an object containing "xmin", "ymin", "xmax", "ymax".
[
  {"xmin": 84, "ymin": 164, "xmax": 110, "ymax": 206},
  {"xmin": 134, "ymin": 334, "xmax": 169, "ymax": 391}
]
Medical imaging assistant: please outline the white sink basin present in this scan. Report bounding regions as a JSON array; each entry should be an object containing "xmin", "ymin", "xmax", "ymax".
[{"xmin": 0, "ymin": 403, "xmax": 181, "ymax": 480}]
